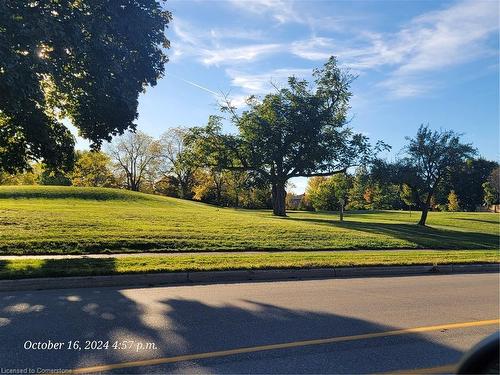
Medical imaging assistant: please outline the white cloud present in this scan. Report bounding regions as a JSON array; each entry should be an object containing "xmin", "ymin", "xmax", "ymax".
[
  {"xmin": 171, "ymin": 17, "xmax": 284, "ymax": 66},
  {"xmin": 201, "ymin": 44, "xmax": 283, "ymax": 66},
  {"xmin": 226, "ymin": 68, "xmax": 312, "ymax": 94},
  {"xmin": 290, "ymin": 0, "xmax": 499, "ymax": 97},
  {"xmin": 228, "ymin": 0, "xmax": 301, "ymax": 24}
]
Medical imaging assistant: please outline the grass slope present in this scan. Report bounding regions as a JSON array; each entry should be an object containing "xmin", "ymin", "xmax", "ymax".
[{"xmin": 0, "ymin": 186, "xmax": 499, "ymax": 255}]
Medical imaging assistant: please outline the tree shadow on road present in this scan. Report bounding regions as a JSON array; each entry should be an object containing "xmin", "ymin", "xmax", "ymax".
[{"xmin": 0, "ymin": 284, "xmax": 468, "ymax": 374}]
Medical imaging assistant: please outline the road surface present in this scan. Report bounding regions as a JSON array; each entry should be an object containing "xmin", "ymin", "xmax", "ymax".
[{"xmin": 0, "ymin": 273, "xmax": 498, "ymax": 374}]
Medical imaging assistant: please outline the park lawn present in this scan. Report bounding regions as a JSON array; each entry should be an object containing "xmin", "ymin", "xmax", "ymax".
[
  {"xmin": 0, "ymin": 250, "xmax": 498, "ymax": 279},
  {"xmin": 0, "ymin": 185, "xmax": 499, "ymax": 255}
]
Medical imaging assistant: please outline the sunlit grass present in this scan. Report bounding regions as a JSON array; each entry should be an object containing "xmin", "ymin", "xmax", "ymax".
[
  {"xmin": 0, "ymin": 250, "xmax": 498, "ymax": 279},
  {"xmin": 0, "ymin": 186, "xmax": 498, "ymax": 255}
]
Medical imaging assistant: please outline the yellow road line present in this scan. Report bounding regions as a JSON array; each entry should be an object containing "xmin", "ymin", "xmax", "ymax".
[
  {"xmin": 67, "ymin": 319, "xmax": 499, "ymax": 374},
  {"xmin": 385, "ymin": 363, "xmax": 457, "ymax": 374}
]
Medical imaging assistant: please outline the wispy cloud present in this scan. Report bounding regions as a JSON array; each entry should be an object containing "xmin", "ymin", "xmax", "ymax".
[
  {"xmin": 201, "ymin": 44, "xmax": 283, "ymax": 66},
  {"xmin": 228, "ymin": 0, "xmax": 301, "ymax": 24},
  {"xmin": 171, "ymin": 0, "xmax": 498, "ymax": 99},
  {"xmin": 226, "ymin": 68, "xmax": 312, "ymax": 94},
  {"xmin": 290, "ymin": 0, "xmax": 499, "ymax": 97},
  {"xmin": 171, "ymin": 17, "xmax": 284, "ymax": 66}
]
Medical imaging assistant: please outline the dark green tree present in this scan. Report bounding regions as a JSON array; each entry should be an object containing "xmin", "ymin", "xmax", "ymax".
[
  {"xmin": 0, "ymin": 1, "xmax": 171, "ymax": 173},
  {"xmin": 375, "ymin": 125, "xmax": 475, "ymax": 226},
  {"xmin": 448, "ymin": 159, "xmax": 498, "ymax": 211},
  {"xmin": 187, "ymin": 57, "xmax": 386, "ymax": 216}
]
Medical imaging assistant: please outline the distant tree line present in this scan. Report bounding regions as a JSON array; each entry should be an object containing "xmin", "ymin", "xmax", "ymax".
[
  {"xmin": 2, "ymin": 125, "xmax": 498, "ymax": 219},
  {"xmin": 1, "ymin": 57, "xmax": 498, "ymax": 225}
]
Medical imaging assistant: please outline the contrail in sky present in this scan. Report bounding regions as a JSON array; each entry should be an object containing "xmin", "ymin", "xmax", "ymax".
[{"xmin": 166, "ymin": 73, "xmax": 222, "ymax": 98}]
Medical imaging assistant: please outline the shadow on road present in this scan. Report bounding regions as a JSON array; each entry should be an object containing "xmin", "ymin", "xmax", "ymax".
[{"xmin": 0, "ymin": 286, "xmax": 465, "ymax": 373}]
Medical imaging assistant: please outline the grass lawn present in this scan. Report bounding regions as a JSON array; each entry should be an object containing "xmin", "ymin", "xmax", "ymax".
[
  {"xmin": 0, "ymin": 185, "xmax": 498, "ymax": 255},
  {"xmin": 0, "ymin": 250, "xmax": 498, "ymax": 279}
]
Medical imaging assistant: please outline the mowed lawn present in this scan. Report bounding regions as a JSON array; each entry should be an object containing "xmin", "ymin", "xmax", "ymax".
[{"xmin": 0, "ymin": 186, "xmax": 499, "ymax": 255}]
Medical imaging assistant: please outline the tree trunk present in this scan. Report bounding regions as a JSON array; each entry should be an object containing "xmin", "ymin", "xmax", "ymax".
[
  {"xmin": 271, "ymin": 182, "xmax": 287, "ymax": 216},
  {"xmin": 418, "ymin": 193, "xmax": 433, "ymax": 226}
]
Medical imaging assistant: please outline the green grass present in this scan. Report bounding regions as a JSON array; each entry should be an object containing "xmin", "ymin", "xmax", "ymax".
[
  {"xmin": 0, "ymin": 250, "xmax": 498, "ymax": 279},
  {"xmin": 0, "ymin": 185, "xmax": 499, "ymax": 255}
]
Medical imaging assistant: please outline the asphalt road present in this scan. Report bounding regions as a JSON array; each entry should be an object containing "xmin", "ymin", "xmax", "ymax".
[{"xmin": 0, "ymin": 273, "xmax": 498, "ymax": 374}]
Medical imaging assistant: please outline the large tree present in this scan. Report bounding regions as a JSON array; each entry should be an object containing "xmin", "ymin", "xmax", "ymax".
[
  {"xmin": 159, "ymin": 128, "xmax": 197, "ymax": 199},
  {"xmin": 108, "ymin": 131, "xmax": 162, "ymax": 192},
  {"xmin": 188, "ymin": 57, "xmax": 386, "ymax": 216},
  {"xmin": 0, "ymin": 0, "xmax": 171, "ymax": 173},
  {"xmin": 376, "ymin": 125, "xmax": 475, "ymax": 226}
]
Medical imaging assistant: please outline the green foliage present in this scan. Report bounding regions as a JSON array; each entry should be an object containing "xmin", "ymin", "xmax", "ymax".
[
  {"xmin": 447, "ymin": 190, "xmax": 460, "ymax": 212},
  {"xmin": 0, "ymin": 1, "xmax": 171, "ymax": 172},
  {"xmin": 188, "ymin": 57, "xmax": 386, "ymax": 216},
  {"xmin": 347, "ymin": 167, "xmax": 371, "ymax": 209},
  {"xmin": 448, "ymin": 159, "xmax": 498, "ymax": 211},
  {"xmin": 72, "ymin": 151, "xmax": 115, "ymax": 187},
  {"xmin": 306, "ymin": 174, "xmax": 351, "ymax": 211},
  {"xmin": 39, "ymin": 169, "xmax": 71, "ymax": 186},
  {"xmin": 482, "ymin": 167, "xmax": 499, "ymax": 206},
  {"xmin": 482, "ymin": 181, "xmax": 499, "ymax": 206},
  {"xmin": 0, "ymin": 186, "xmax": 498, "ymax": 255},
  {"xmin": 375, "ymin": 125, "xmax": 476, "ymax": 225}
]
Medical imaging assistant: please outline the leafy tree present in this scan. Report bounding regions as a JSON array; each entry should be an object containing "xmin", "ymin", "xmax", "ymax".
[
  {"xmin": 306, "ymin": 174, "xmax": 351, "ymax": 214},
  {"xmin": 155, "ymin": 175, "xmax": 181, "ymax": 198},
  {"xmin": 482, "ymin": 181, "xmax": 498, "ymax": 207},
  {"xmin": 488, "ymin": 167, "xmax": 500, "ymax": 193},
  {"xmin": 0, "ymin": 1, "xmax": 171, "ymax": 173},
  {"xmin": 347, "ymin": 166, "xmax": 371, "ymax": 210},
  {"xmin": 188, "ymin": 57, "xmax": 385, "ymax": 216},
  {"xmin": 482, "ymin": 168, "xmax": 499, "ymax": 207},
  {"xmin": 447, "ymin": 190, "xmax": 460, "ymax": 212},
  {"xmin": 72, "ymin": 151, "xmax": 115, "ymax": 187},
  {"xmin": 448, "ymin": 159, "xmax": 498, "ymax": 211},
  {"xmin": 159, "ymin": 128, "xmax": 197, "ymax": 199},
  {"xmin": 378, "ymin": 125, "xmax": 475, "ymax": 226},
  {"xmin": 39, "ymin": 169, "xmax": 71, "ymax": 186},
  {"xmin": 369, "ymin": 183, "xmax": 403, "ymax": 210},
  {"xmin": 482, "ymin": 167, "xmax": 500, "ymax": 208},
  {"xmin": 108, "ymin": 131, "xmax": 162, "ymax": 192}
]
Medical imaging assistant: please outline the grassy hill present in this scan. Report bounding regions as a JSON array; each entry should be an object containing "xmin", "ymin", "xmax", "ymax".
[{"xmin": 0, "ymin": 185, "xmax": 498, "ymax": 255}]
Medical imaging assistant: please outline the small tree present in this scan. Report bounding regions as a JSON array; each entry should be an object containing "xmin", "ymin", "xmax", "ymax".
[
  {"xmin": 72, "ymin": 151, "xmax": 115, "ymax": 187},
  {"xmin": 108, "ymin": 131, "xmax": 162, "ymax": 192},
  {"xmin": 483, "ymin": 167, "xmax": 500, "ymax": 209},
  {"xmin": 447, "ymin": 190, "xmax": 460, "ymax": 212},
  {"xmin": 482, "ymin": 181, "xmax": 499, "ymax": 207}
]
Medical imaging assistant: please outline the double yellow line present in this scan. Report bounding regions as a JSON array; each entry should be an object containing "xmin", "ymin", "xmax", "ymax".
[{"xmin": 68, "ymin": 319, "xmax": 499, "ymax": 374}]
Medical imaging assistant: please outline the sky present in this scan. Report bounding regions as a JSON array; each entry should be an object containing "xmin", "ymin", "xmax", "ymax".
[{"xmin": 73, "ymin": 0, "xmax": 499, "ymax": 193}]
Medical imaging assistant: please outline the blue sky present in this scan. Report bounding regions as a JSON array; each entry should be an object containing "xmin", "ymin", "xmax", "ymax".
[{"xmin": 74, "ymin": 0, "xmax": 499, "ymax": 193}]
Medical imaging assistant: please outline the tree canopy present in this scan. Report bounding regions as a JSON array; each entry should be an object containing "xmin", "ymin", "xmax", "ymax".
[
  {"xmin": 374, "ymin": 125, "xmax": 475, "ymax": 225},
  {"xmin": 187, "ymin": 57, "xmax": 387, "ymax": 216},
  {"xmin": 0, "ymin": 0, "xmax": 171, "ymax": 173}
]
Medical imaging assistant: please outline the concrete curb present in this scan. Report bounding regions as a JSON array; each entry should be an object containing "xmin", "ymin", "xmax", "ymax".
[{"xmin": 0, "ymin": 263, "xmax": 498, "ymax": 292}]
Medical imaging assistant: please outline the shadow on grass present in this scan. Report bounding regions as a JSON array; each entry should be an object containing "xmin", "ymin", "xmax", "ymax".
[
  {"xmin": 0, "ymin": 288, "xmax": 464, "ymax": 373},
  {"xmin": 456, "ymin": 217, "xmax": 500, "ymax": 225},
  {"xmin": 285, "ymin": 217, "xmax": 499, "ymax": 249},
  {"xmin": 0, "ymin": 258, "xmax": 117, "ymax": 279}
]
